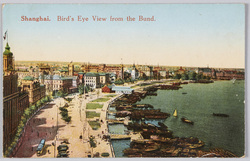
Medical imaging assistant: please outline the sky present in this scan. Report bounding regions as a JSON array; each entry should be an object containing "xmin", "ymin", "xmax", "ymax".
[{"xmin": 2, "ymin": 4, "xmax": 245, "ymax": 68}]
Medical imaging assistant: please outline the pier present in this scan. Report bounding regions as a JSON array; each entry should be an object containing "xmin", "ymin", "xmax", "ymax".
[
  {"xmin": 110, "ymin": 134, "xmax": 131, "ymax": 140},
  {"xmin": 107, "ymin": 119, "xmax": 124, "ymax": 124}
]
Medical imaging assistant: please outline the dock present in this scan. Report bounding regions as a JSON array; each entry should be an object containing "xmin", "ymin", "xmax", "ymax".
[
  {"xmin": 108, "ymin": 111, "xmax": 117, "ymax": 115},
  {"xmin": 110, "ymin": 134, "xmax": 131, "ymax": 140},
  {"xmin": 130, "ymin": 132, "xmax": 143, "ymax": 141},
  {"xmin": 107, "ymin": 119, "xmax": 124, "ymax": 124}
]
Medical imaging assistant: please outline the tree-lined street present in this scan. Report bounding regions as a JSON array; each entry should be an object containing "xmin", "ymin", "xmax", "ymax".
[{"xmin": 14, "ymin": 90, "xmax": 120, "ymax": 158}]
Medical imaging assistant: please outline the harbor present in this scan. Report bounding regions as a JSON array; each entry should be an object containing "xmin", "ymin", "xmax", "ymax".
[{"xmin": 108, "ymin": 80, "xmax": 244, "ymax": 157}]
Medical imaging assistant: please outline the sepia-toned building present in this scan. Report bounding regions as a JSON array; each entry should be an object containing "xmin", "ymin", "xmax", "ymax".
[{"xmin": 21, "ymin": 76, "xmax": 46, "ymax": 104}]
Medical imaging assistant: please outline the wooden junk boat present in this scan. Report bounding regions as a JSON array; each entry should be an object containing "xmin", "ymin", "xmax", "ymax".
[
  {"xmin": 181, "ymin": 117, "xmax": 194, "ymax": 125},
  {"xmin": 213, "ymin": 113, "xmax": 229, "ymax": 117}
]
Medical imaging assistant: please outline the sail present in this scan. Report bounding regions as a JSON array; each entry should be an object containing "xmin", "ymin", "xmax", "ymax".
[
  {"xmin": 173, "ymin": 109, "xmax": 177, "ymax": 117},
  {"xmin": 232, "ymin": 78, "xmax": 236, "ymax": 84}
]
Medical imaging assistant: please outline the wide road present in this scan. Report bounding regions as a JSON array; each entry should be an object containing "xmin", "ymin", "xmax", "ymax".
[
  {"xmin": 14, "ymin": 96, "xmax": 90, "ymax": 158},
  {"xmin": 13, "ymin": 90, "xmax": 120, "ymax": 158},
  {"xmin": 14, "ymin": 98, "xmax": 64, "ymax": 158}
]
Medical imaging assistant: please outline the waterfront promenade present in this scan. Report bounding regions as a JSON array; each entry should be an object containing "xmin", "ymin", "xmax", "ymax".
[
  {"xmin": 13, "ymin": 91, "xmax": 122, "ymax": 158},
  {"xmin": 13, "ymin": 80, "xmax": 173, "ymax": 158}
]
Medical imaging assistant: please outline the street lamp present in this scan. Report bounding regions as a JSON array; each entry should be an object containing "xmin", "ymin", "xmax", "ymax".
[{"xmin": 54, "ymin": 99, "xmax": 60, "ymax": 158}]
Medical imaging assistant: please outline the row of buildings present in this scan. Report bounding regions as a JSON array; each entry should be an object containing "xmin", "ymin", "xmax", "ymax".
[
  {"xmin": 3, "ymin": 43, "xmax": 46, "ymax": 152},
  {"xmin": 15, "ymin": 62, "xmax": 245, "ymax": 96}
]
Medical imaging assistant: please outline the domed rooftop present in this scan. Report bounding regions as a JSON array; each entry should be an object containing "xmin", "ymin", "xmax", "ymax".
[{"xmin": 3, "ymin": 43, "xmax": 13, "ymax": 56}]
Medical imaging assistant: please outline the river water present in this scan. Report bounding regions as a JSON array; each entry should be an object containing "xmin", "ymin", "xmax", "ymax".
[{"xmin": 109, "ymin": 80, "xmax": 245, "ymax": 157}]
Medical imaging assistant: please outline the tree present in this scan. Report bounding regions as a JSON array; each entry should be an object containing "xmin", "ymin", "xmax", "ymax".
[
  {"xmin": 36, "ymin": 100, "xmax": 42, "ymax": 107},
  {"xmin": 30, "ymin": 105, "xmax": 36, "ymax": 113},
  {"xmin": 85, "ymin": 85, "xmax": 90, "ymax": 93},
  {"xmin": 57, "ymin": 90, "xmax": 67, "ymax": 98},
  {"xmin": 21, "ymin": 116, "xmax": 27, "ymax": 124},
  {"xmin": 196, "ymin": 73, "xmax": 203, "ymax": 80},
  {"xmin": 24, "ymin": 108, "xmax": 31, "ymax": 118},
  {"xmin": 79, "ymin": 84, "xmax": 85, "ymax": 94},
  {"xmin": 114, "ymin": 78, "xmax": 124, "ymax": 85},
  {"xmin": 89, "ymin": 136, "xmax": 97, "ymax": 148},
  {"xmin": 202, "ymin": 75, "xmax": 207, "ymax": 80},
  {"xmin": 181, "ymin": 73, "xmax": 189, "ymax": 80},
  {"xmin": 97, "ymin": 89, "xmax": 100, "ymax": 98},
  {"xmin": 46, "ymin": 95, "xmax": 51, "ymax": 102},
  {"xmin": 174, "ymin": 74, "xmax": 182, "ymax": 79},
  {"xmin": 189, "ymin": 72, "xmax": 197, "ymax": 80},
  {"xmin": 64, "ymin": 116, "xmax": 71, "ymax": 123},
  {"xmin": 79, "ymin": 84, "xmax": 90, "ymax": 94}
]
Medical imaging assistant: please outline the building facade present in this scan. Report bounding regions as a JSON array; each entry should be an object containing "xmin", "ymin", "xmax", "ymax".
[
  {"xmin": 131, "ymin": 64, "xmax": 139, "ymax": 80},
  {"xmin": 21, "ymin": 76, "xmax": 46, "ymax": 104},
  {"xmin": 84, "ymin": 72, "xmax": 100, "ymax": 89},
  {"xmin": 68, "ymin": 62, "xmax": 74, "ymax": 76},
  {"xmin": 40, "ymin": 75, "xmax": 73, "ymax": 94},
  {"xmin": 99, "ymin": 73, "xmax": 110, "ymax": 86},
  {"xmin": 111, "ymin": 86, "xmax": 134, "ymax": 94},
  {"xmin": 3, "ymin": 43, "xmax": 29, "ymax": 152}
]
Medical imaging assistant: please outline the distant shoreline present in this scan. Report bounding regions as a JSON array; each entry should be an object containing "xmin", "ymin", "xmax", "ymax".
[{"xmin": 15, "ymin": 60, "xmax": 245, "ymax": 70}]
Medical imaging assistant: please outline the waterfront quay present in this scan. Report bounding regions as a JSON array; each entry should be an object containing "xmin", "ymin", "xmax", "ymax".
[
  {"xmin": 11, "ymin": 79, "xmax": 243, "ymax": 158},
  {"xmin": 12, "ymin": 79, "xmax": 168, "ymax": 158}
]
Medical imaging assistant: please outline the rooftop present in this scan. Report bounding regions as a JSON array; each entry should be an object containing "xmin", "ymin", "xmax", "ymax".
[
  {"xmin": 39, "ymin": 75, "xmax": 73, "ymax": 80},
  {"xmin": 99, "ymin": 73, "xmax": 108, "ymax": 76},
  {"xmin": 59, "ymin": 69, "xmax": 69, "ymax": 72},
  {"xmin": 3, "ymin": 43, "xmax": 13, "ymax": 56},
  {"xmin": 23, "ymin": 76, "xmax": 35, "ymax": 81},
  {"xmin": 85, "ymin": 72, "xmax": 98, "ymax": 77},
  {"xmin": 112, "ymin": 86, "xmax": 134, "ymax": 91}
]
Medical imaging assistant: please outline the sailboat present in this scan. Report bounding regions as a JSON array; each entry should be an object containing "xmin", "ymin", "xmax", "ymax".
[
  {"xmin": 173, "ymin": 109, "xmax": 177, "ymax": 117},
  {"xmin": 232, "ymin": 78, "xmax": 236, "ymax": 84}
]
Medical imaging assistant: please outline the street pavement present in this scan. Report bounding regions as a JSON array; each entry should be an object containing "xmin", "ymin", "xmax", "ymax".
[
  {"xmin": 13, "ymin": 91, "xmax": 119, "ymax": 158},
  {"xmin": 14, "ymin": 99, "xmax": 61, "ymax": 158}
]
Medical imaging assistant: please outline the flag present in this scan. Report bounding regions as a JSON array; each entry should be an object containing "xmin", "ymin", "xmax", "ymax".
[{"xmin": 3, "ymin": 31, "xmax": 7, "ymax": 40}]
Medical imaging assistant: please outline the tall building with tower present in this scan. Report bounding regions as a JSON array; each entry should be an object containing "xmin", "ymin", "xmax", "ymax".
[
  {"xmin": 121, "ymin": 58, "xmax": 124, "ymax": 79},
  {"xmin": 68, "ymin": 62, "xmax": 74, "ymax": 76},
  {"xmin": 3, "ymin": 43, "xmax": 29, "ymax": 152},
  {"xmin": 3, "ymin": 43, "xmax": 14, "ymax": 75}
]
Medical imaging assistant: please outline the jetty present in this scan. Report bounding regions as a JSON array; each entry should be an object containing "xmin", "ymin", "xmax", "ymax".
[
  {"xmin": 107, "ymin": 119, "xmax": 124, "ymax": 124},
  {"xmin": 110, "ymin": 134, "xmax": 131, "ymax": 140}
]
